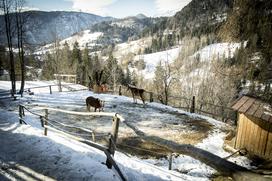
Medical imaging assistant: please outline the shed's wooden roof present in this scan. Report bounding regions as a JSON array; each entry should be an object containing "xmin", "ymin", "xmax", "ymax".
[{"xmin": 232, "ymin": 96, "xmax": 272, "ymax": 123}]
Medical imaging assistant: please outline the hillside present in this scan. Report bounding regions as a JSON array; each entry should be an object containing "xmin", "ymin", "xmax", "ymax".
[
  {"xmin": 90, "ymin": 15, "xmax": 166, "ymax": 45},
  {"xmin": 167, "ymin": 0, "xmax": 233, "ymax": 37},
  {"xmin": 218, "ymin": 0, "xmax": 272, "ymax": 100},
  {"xmin": 0, "ymin": 11, "xmax": 112, "ymax": 45},
  {"xmin": 141, "ymin": 0, "xmax": 233, "ymax": 42}
]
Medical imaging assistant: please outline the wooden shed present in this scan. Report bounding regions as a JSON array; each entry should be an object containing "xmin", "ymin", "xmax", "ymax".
[{"xmin": 232, "ymin": 96, "xmax": 272, "ymax": 159}]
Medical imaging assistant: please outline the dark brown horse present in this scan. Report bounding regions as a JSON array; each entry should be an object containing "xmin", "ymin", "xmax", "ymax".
[{"xmin": 127, "ymin": 84, "xmax": 145, "ymax": 104}]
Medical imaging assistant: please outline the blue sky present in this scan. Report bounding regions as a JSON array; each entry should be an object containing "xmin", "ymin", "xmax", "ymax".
[{"xmin": 25, "ymin": 0, "xmax": 192, "ymax": 18}]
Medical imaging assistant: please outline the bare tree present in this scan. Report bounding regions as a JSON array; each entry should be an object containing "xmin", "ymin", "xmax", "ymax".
[
  {"xmin": 154, "ymin": 53, "xmax": 174, "ymax": 105},
  {"xmin": 15, "ymin": 0, "xmax": 26, "ymax": 94},
  {"xmin": 1, "ymin": 0, "xmax": 16, "ymax": 96},
  {"xmin": 51, "ymin": 27, "xmax": 62, "ymax": 92}
]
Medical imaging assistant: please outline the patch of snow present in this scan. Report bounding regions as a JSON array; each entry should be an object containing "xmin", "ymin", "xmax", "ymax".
[
  {"xmin": 34, "ymin": 30, "xmax": 103, "ymax": 55},
  {"xmin": 133, "ymin": 46, "xmax": 181, "ymax": 79},
  {"xmin": 193, "ymin": 43, "xmax": 241, "ymax": 62}
]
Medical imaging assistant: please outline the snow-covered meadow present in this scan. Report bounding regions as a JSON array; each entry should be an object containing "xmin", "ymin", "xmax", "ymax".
[{"xmin": 0, "ymin": 81, "xmax": 252, "ymax": 180}]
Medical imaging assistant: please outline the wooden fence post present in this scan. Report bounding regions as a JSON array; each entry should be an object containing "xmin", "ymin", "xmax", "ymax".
[
  {"xmin": 149, "ymin": 92, "xmax": 153, "ymax": 102},
  {"xmin": 168, "ymin": 153, "xmax": 173, "ymax": 170},
  {"xmin": 106, "ymin": 115, "xmax": 120, "ymax": 169},
  {"xmin": 119, "ymin": 85, "xmax": 122, "ymax": 96},
  {"xmin": 44, "ymin": 109, "xmax": 48, "ymax": 136},
  {"xmin": 190, "ymin": 96, "xmax": 195, "ymax": 113},
  {"xmin": 49, "ymin": 85, "xmax": 52, "ymax": 94},
  {"xmin": 19, "ymin": 105, "xmax": 22, "ymax": 124},
  {"xmin": 92, "ymin": 132, "xmax": 95, "ymax": 142}
]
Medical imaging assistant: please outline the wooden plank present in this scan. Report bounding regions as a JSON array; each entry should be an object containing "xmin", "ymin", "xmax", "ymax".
[
  {"xmin": 242, "ymin": 116, "xmax": 250, "ymax": 151},
  {"xmin": 254, "ymin": 120, "xmax": 263, "ymax": 156},
  {"xmin": 239, "ymin": 98, "xmax": 255, "ymax": 114},
  {"xmin": 269, "ymin": 128, "xmax": 272, "ymax": 157},
  {"xmin": 245, "ymin": 102, "xmax": 260, "ymax": 116},
  {"xmin": 240, "ymin": 114, "xmax": 248, "ymax": 149},
  {"xmin": 36, "ymin": 106, "xmax": 124, "ymax": 121},
  {"xmin": 245, "ymin": 116, "xmax": 254, "ymax": 152},
  {"xmin": 232, "ymin": 96, "xmax": 250, "ymax": 111},
  {"xmin": 259, "ymin": 122, "xmax": 269, "ymax": 157},
  {"xmin": 264, "ymin": 125, "xmax": 272, "ymax": 158},
  {"xmin": 235, "ymin": 114, "xmax": 244, "ymax": 149},
  {"xmin": 247, "ymin": 118, "xmax": 256, "ymax": 153},
  {"xmin": 261, "ymin": 112, "xmax": 271, "ymax": 122},
  {"xmin": 251, "ymin": 119, "xmax": 259, "ymax": 154},
  {"xmin": 254, "ymin": 103, "xmax": 265, "ymax": 119}
]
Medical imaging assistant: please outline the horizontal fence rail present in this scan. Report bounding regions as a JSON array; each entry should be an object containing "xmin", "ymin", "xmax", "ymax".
[{"xmin": 115, "ymin": 85, "xmax": 236, "ymax": 123}]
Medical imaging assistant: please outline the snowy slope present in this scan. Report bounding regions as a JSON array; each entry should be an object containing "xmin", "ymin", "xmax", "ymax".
[
  {"xmin": 60, "ymin": 30, "xmax": 103, "ymax": 48},
  {"xmin": 114, "ymin": 37, "xmax": 152, "ymax": 59},
  {"xmin": 132, "ymin": 46, "xmax": 181, "ymax": 79},
  {"xmin": 193, "ymin": 43, "xmax": 241, "ymax": 61},
  {"xmin": 35, "ymin": 30, "xmax": 103, "ymax": 54}
]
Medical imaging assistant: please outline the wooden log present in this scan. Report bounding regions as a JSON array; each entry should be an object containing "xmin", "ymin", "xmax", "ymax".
[
  {"xmin": 106, "ymin": 116, "xmax": 120, "ymax": 168},
  {"xmin": 149, "ymin": 92, "xmax": 153, "ymax": 102},
  {"xmin": 44, "ymin": 109, "xmax": 48, "ymax": 136},
  {"xmin": 19, "ymin": 105, "xmax": 22, "ymax": 124},
  {"xmin": 92, "ymin": 132, "xmax": 95, "ymax": 142},
  {"xmin": 104, "ymin": 150, "xmax": 127, "ymax": 181},
  {"xmin": 190, "ymin": 96, "xmax": 195, "ymax": 113},
  {"xmin": 122, "ymin": 121, "xmax": 266, "ymax": 180},
  {"xmin": 119, "ymin": 85, "xmax": 122, "ymax": 96},
  {"xmin": 49, "ymin": 85, "xmax": 52, "ymax": 94},
  {"xmin": 168, "ymin": 153, "xmax": 173, "ymax": 170}
]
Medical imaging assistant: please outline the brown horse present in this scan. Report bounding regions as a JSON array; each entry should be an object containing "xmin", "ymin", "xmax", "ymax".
[{"xmin": 127, "ymin": 84, "xmax": 145, "ymax": 104}]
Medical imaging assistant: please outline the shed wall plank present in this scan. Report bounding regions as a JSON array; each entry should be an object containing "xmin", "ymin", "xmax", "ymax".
[
  {"xmin": 235, "ymin": 114, "xmax": 244, "ymax": 149},
  {"xmin": 240, "ymin": 114, "xmax": 249, "ymax": 149},
  {"xmin": 264, "ymin": 125, "xmax": 272, "ymax": 158},
  {"xmin": 259, "ymin": 122, "xmax": 269, "ymax": 156}
]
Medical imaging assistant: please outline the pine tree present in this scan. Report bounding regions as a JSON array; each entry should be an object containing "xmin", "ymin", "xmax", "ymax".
[{"xmin": 72, "ymin": 41, "xmax": 82, "ymax": 84}]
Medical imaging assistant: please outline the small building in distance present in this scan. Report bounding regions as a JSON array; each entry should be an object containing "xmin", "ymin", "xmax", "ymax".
[{"xmin": 232, "ymin": 96, "xmax": 272, "ymax": 159}]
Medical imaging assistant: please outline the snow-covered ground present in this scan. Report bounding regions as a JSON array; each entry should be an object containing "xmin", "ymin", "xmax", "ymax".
[
  {"xmin": 132, "ymin": 46, "xmax": 181, "ymax": 79},
  {"xmin": 35, "ymin": 30, "xmax": 103, "ymax": 54},
  {"xmin": 60, "ymin": 30, "xmax": 103, "ymax": 49},
  {"xmin": 114, "ymin": 37, "xmax": 152, "ymax": 59},
  {"xmin": 0, "ymin": 81, "xmax": 253, "ymax": 180},
  {"xmin": 193, "ymin": 43, "xmax": 241, "ymax": 62}
]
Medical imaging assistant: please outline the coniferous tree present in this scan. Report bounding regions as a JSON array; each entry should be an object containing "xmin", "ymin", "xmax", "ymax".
[{"xmin": 72, "ymin": 41, "xmax": 82, "ymax": 84}]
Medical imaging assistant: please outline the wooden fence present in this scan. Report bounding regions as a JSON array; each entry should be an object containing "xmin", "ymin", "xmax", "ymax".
[
  {"xmin": 116, "ymin": 85, "xmax": 237, "ymax": 123},
  {"xmin": 23, "ymin": 83, "xmax": 88, "ymax": 95},
  {"xmin": 18, "ymin": 105, "xmax": 126, "ymax": 181}
]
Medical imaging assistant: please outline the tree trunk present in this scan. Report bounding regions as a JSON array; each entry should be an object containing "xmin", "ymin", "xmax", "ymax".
[
  {"xmin": 15, "ymin": 6, "xmax": 25, "ymax": 95},
  {"xmin": 123, "ymin": 121, "xmax": 268, "ymax": 180},
  {"xmin": 2, "ymin": 0, "xmax": 16, "ymax": 96}
]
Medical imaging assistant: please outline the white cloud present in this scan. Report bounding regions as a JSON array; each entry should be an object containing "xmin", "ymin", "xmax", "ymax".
[
  {"xmin": 66, "ymin": 0, "xmax": 117, "ymax": 16},
  {"xmin": 155, "ymin": 0, "xmax": 191, "ymax": 16}
]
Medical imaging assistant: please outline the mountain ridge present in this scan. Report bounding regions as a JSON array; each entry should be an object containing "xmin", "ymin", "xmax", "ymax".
[{"xmin": 0, "ymin": 10, "xmax": 113, "ymax": 45}]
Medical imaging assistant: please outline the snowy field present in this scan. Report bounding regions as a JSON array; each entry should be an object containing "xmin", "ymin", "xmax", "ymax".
[{"xmin": 0, "ymin": 81, "xmax": 253, "ymax": 180}]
